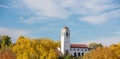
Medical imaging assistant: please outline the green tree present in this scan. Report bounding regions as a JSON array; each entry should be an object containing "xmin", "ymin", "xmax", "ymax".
[
  {"xmin": 88, "ymin": 43, "xmax": 103, "ymax": 50},
  {"xmin": 0, "ymin": 35, "xmax": 12, "ymax": 48},
  {"xmin": 65, "ymin": 54, "xmax": 71, "ymax": 59}
]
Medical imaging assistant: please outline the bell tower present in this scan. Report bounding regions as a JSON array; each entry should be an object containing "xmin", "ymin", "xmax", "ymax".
[{"xmin": 61, "ymin": 26, "xmax": 70, "ymax": 55}]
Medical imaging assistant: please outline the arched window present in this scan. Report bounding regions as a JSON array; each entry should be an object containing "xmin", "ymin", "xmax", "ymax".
[
  {"xmin": 81, "ymin": 49, "xmax": 83, "ymax": 51},
  {"xmin": 74, "ymin": 48, "xmax": 75, "ymax": 51},
  {"xmin": 78, "ymin": 52, "xmax": 80, "ymax": 56},
  {"xmin": 66, "ymin": 32, "xmax": 69, "ymax": 36},
  {"xmin": 74, "ymin": 52, "xmax": 76, "ymax": 57},
  {"xmin": 82, "ymin": 53, "xmax": 84, "ymax": 56}
]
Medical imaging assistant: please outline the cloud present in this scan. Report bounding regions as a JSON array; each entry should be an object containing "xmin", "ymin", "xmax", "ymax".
[
  {"xmin": 80, "ymin": 9, "xmax": 120, "ymax": 25},
  {"xmin": 16, "ymin": 0, "xmax": 120, "ymax": 24},
  {"xmin": 61, "ymin": 0, "xmax": 117, "ymax": 14},
  {"xmin": 20, "ymin": 17, "xmax": 47, "ymax": 24},
  {"xmin": 61, "ymin": 0, "xmax": 120, "ymax": 24},
  {"xmin": 0, "ymin": 4, "xmax": 10, "ymax": 8},
  {"xmin": 80, "ymin": 16, "xmax": 107, "ymax": 25},
  {"xmin": 21, "ymin": 0, "xmax": 69, "ymax": 19},
  {"xmin": 77, "ymin": 0, "xmax": 120, "ymax": 24},
  {"xmin": 0, "ymin": 28, "xmax": 28, "ymax": 42},
  {"xmin": 19, "ymin": 16, "xmax": 60, "ymax": 24}
]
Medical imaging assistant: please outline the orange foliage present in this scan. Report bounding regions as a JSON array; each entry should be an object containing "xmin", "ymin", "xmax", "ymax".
[{"xmin": 0, "ymin": 49, "xmax": 16, "ymax": 59}]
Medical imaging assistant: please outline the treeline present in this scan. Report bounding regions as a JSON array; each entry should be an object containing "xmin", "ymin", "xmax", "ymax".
[
  {"xmin": 82, "ymin": 43, "xmax": 120, "ymax": 59},
  {"xmin": 0, "ymin": 35, "xmax": 60, "ymax": 59},
  {"xmin": 0, "ymin": 35, "xmax": 120, "ymax": 59}
]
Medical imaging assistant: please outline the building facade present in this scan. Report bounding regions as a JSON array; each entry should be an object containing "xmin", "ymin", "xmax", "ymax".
[{"xmin": 61, "ymin": 26, "xmax": 89, "ymax": 57}]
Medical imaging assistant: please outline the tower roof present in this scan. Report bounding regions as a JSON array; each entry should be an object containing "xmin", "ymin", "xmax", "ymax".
[{"xmin": 63, "ymin": 26, "xmax": 69, "ymax": 29}]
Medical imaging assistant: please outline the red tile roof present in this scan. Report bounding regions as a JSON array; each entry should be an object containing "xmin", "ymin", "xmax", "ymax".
[{"xmin": 70, "ymin": 44, "xmax": 88, "ymax": 48}]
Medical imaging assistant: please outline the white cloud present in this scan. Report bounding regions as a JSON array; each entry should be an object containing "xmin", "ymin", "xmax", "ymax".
[
  {"xmin": 17, "ymin": 0, "xmax": 120, "ymax": 24},
  {"xmin": 21, "ymin": 0, "xmax": 69, "ymax": 19},
  {"xmin": 0, "ymin": 4, "xmax": 10, "ymax": 8},
  {"xmin": 20, "ymin": 17, "xmax": 48, "ymax": 24},
  {"xmin": 60, "ymin": 0, "xmax": 119, "ymax": 25},
  {"xmin": 80, "ymin": 8, "xmax": 120, "ymax": 25},
  {"xmin": 0, "ymin": 28, "xmax": 28, "ymax": 42},
  {"xmin": 61, "ymin": 0, "xmax": 116, "ymax": 14},
  {"xmin": 20, "ymin": 16, "xmax": 61, "ymax": 24},
  {"xmin": 80, "ymin": 16, "xmax": 106, "ymax": 25}
]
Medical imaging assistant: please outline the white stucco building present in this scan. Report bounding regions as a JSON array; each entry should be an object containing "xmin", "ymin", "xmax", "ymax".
[{"xmin": 61, "ymin": 26, "xmax": 90, "ymax": 57}]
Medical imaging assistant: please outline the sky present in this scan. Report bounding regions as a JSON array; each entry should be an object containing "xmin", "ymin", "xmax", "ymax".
[{"xmin": 0, "ymin": 0, "xmax": 120, "ymax": 46}]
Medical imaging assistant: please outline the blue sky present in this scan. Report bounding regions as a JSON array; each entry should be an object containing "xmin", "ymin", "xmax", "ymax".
[{"xmin": 0, "ymin": 0, "xmax": 120, "ymax": 46}]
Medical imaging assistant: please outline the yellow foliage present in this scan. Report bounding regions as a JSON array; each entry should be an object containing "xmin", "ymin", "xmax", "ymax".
[
  {"xmin": 82, "ymin": 43, "xmax": 120, "ymax": 59},
  {"xmin": 110, "ymin": 43, "xmax": 120, "ymax": 59},
  {"xmin": 12, "ymin": 36, "xmax": 59, "ymax": 59}
]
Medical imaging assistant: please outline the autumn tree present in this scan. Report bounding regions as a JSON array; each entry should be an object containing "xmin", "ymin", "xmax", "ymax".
[
  {"xmin": 12, "ymin": 36, "xmax": 59, "ymax": 59},
  {"xmin": 0, "ymin": 36, "xmax": 1, "ymax": 48},
  {"xmin": 0, "ymin": 35, "xmax": 15, "ymax": 59},
  {"xmin": 0, "ymin": 48, "xmax": 16, "ymax": 59},
  {"xmin": 110, "ymin": 43, "xmax": 120, "ymax": 59},
  {"xmin": 82, "ymin": 43, "xmax": 120, "ymax": 59}
]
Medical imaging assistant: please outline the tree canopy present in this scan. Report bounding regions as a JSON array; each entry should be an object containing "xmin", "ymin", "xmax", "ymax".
[
  {"xmin": 82, "ymin": 43, "xmax": 120, "ymax": 59},
  {"xmin": 0, "ymin": 35, "xmax": 120, "ymax": 59},
  {"xmin": 0, "ymin": 35, "xmax": 12, "ymax": 48},
  {"xmin": 88, "ymin": 43, "xmax": 103, "ymax": 50},
  {"xmin": 12, "ymin": 36, "xmax": 59, "ymax": 59}
]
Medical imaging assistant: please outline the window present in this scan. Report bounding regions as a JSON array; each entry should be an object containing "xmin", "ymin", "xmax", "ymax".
[
  {"xmin": 74, "ymin": 48, "xmax": 75, "ymax": 51},
  {"xmin": 81, "ymin": 49, "xmax": 83, "ymax": 51},
  {"xmin": 85, "ymin": 49, "xmax": 87, "ymax": 51},
  {"xmin": 74, "ymin": 52, "xmax": 76, "ymax": 57},
  {"xmin": 78, "ymin": 53, "xmax": 80, "ymax": 56},
  {"xmin": 66, "ymin": 32, "xmax": 69, "ymax": 36},
  {"xmin": 77, "ymin": 49, "xmax": 79, "ymax": 51},
  {"xmin": 82, "ymin": 53, "xmax": 84, "ymax": 56},
  {"xmin": 70, "ymin": 48, "xmax": 71, "ymax": 51}
]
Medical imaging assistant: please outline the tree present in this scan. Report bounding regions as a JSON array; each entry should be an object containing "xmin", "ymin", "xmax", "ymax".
[
  {"xmin": 12, "ymin": 36, "xmax": 59, "ymax": 59},
  {"xmin": 0, "ymin": 36, "xmax": 2, "ymax": 48},
  {"xmin": 64, "ymin": 54, "xmax": 72, "ymax": 59},
  {"xmin": 82, "ymin": 47, "xmax": 115, "ymax": 59},
  {"xmin": 110, "ymin": 43, "xmax": 120, "ymax": 59},
  {"xmin": 88, "ymin": 43, "xmax": 103, "ymax": 50},
  {"xmin": 0, "ymin": 48, "xmax": 16, "ymax": 59},
  {"xmin": 0, "ymin": 35, "xmax": 12, "ymax": 48},
  {"xmin": 56, "ymin": 40, "xmax": 61, "ymax": 47},
  {"xmin": 82, "ymin": 43, "xmax": 120, "ymax": 59}
]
